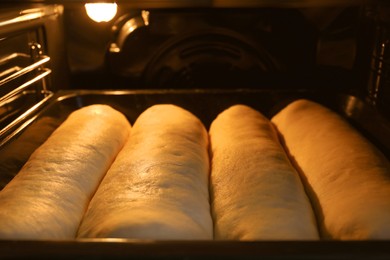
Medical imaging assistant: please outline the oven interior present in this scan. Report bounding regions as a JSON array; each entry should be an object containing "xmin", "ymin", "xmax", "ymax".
[
  {"xmin": 1, "ymin": 1, "xmax": 389, "ymax": 120},
  {"xmin": 0, "ymin": 0, "xmax": 390, "ymax": 258}
]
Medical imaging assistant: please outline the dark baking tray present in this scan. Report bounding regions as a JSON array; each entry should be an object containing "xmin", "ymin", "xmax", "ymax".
[{"xmin": 0, "ymin": 89, "xmax": 389, "ymax": 259}]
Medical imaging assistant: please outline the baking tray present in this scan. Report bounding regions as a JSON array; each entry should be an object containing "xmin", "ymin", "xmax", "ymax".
[{"xmin": 0, "ymin": 89, "xmax": 389, "ymax": 259}]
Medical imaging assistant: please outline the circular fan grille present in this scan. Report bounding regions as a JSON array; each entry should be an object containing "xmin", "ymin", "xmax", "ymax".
[{"xmin": 143, "ymin": 28, "xmax": 278, "ymax": 88}]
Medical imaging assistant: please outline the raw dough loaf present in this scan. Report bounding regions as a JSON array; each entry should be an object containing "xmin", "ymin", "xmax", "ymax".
[
  {"xmin": 209, "ymin": 104, "xmax": 319, "ymax": 240},
  {"xmin": 0, "ymin": 117, "xmax": 61, "ymax": 190},
  {"xmin": 0, "ymin": 104, "xmax": 131, "ymax": 240},
  {"xmin": 77, "ymin": 104, "xmax": 213, "ymax": 240},
  {"xmin": 271, "ymin": 99, "xmax": 390, "ymax": 240}
]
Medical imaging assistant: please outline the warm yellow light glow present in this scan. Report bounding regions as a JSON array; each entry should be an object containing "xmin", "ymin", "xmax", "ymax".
[{"xmin": 85, "ymin": 3, "xmax": 118, "ymax": 23}]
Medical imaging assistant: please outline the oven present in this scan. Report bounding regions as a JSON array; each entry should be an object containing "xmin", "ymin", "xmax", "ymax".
[{"xmin": 0, "ymin": 0, "xmax": 389, "ymax": 258}]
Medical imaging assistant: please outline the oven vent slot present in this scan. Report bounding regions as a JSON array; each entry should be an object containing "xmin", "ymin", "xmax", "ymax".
[{"xmin": 0, "ymin": 43, "xmax": 53, "ymax": 139}]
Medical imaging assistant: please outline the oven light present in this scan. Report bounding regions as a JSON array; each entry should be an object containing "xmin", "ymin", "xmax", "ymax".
[{"xmin": 85, "ymin": 3, "xmax": 118, "ymax": 23}]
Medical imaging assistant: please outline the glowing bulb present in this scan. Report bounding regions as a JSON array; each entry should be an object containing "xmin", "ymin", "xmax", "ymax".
[{"xmin": 85, "ymin": 3, "xmax": 118, "ymax": 23}]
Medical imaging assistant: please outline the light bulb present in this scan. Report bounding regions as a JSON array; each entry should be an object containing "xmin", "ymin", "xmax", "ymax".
[{"xmin": 85, "ymin": 3, "xmax": 118, "ymax": 23}]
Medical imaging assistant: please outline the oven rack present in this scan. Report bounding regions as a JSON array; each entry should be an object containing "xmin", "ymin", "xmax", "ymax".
[{"xmin": 0, "ymin": 45, "xmax": 53, "ymax": 144}]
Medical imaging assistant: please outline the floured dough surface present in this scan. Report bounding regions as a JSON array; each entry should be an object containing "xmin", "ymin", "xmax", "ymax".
[
  {"xmin": 0, "ymin": 105, "xmax": 131, "ymax": 240},
  {"xmin": 77, "ymin": 104, "xmax": 213, "ymax": 240},
  {"xmin": 209, "ymin": 104, "xmax": 319, "ymax": 240},
  {"xmin": 272, "ymin": 99, "xmax": 390, "ymax": 240}
]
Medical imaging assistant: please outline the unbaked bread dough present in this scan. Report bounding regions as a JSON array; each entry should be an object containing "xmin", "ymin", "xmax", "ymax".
[
  {"xmin": 0, "ymin": 117, "xmax": 61, "ymax": 190},
  {"xmin": 0, "ymin": 105, "xmax": 131, "ymax": 240},
  {"xmin": 77, "ymin": 104, "xmax": 213, "ymax": 240},
  {"xmin": 271, "ymin": 99, "xmax": 390, "ymax": 240},
  {"xmin": 209, "ymin": 104, "xmax": 319, "ymax": 240}
]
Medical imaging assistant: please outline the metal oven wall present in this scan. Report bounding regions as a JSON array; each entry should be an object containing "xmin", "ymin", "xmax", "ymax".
[
  {"xmin": 61, "ymin": 2, "xmax": 389, "ymax": 117},
  {"xmin": 1, "ymin": 1, "xmax": 388, "ymax": 117}
]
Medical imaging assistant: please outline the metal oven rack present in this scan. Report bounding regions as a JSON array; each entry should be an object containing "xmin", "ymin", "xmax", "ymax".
[
  {"xmin": 0, "ymin": 5, "xmax": 64, "ymax": 146},
  {"xmin": 0, "ymin": 43, "xmax": 53, "ymax": 146}
]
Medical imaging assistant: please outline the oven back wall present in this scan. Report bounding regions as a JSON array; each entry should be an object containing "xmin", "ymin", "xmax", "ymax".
[{"xmin": 63, "ymin": 4, "xmax": 363, "ymax": 93}]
